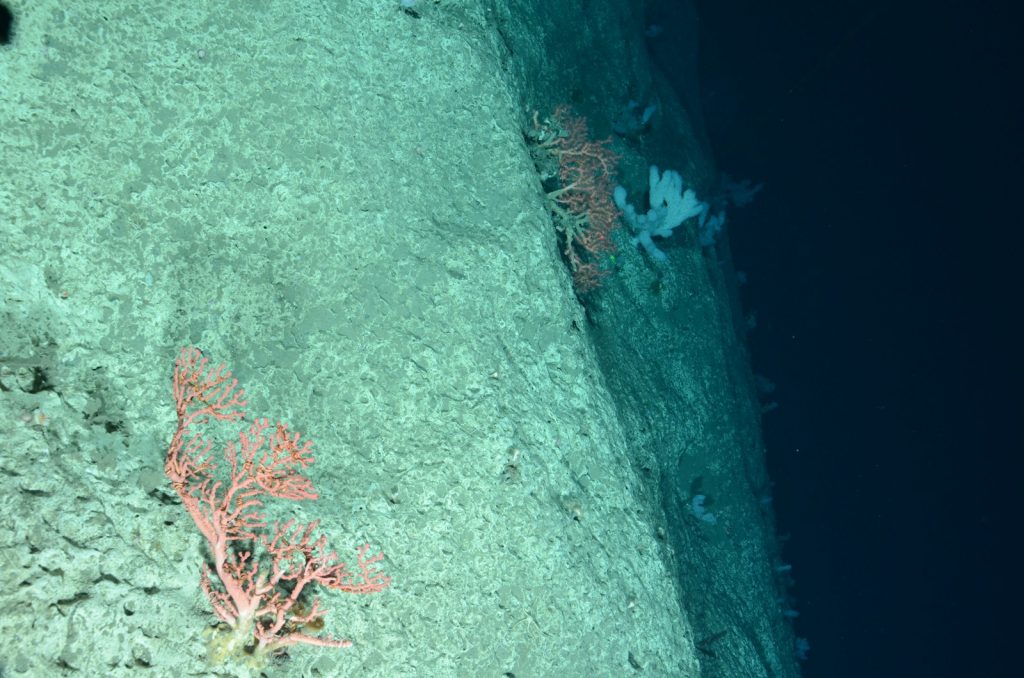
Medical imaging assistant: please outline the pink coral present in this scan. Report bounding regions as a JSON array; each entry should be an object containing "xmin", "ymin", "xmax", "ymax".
[
  {"xmin": 540, "ymin": 106, "xmax": 622, "ymax": 291},
  {"xmin": 165, "ymin": 346, "xmax": 389, "ymax": 660}
]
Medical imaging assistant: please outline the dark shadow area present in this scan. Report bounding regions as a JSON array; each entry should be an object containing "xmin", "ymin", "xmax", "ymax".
[{"xmin": 647, "ymin": 0, "xmax": 1023, "ymax": 675}]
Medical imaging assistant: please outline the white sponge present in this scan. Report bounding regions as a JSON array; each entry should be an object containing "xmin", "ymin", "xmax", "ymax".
[{"xmin": 614, "ymin": 166, "xmax": 707, "ymax": 261}]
